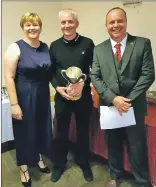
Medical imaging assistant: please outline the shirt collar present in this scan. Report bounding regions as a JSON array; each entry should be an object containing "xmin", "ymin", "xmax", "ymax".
[
  {"xmin": 63, "ymin": 33, "xmax": 80, "ymax": 44},
  {"xmin": 110, "ymin": 33, "xmax": 128, "ymax": 48}
]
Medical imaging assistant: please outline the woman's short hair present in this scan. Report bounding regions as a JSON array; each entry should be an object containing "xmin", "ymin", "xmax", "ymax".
[
  {"xmin": 20, "ymin": 12, "xmax": 42, "ymax": 29},
  {"xmin": 59, "ymin": 8, "xmax": 78, "ymax": 21}
]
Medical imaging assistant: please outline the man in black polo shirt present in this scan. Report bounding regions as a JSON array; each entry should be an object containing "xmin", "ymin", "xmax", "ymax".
[{"xmin": 49, "ymin": 8, "xmax": 95, "ymax": 182}]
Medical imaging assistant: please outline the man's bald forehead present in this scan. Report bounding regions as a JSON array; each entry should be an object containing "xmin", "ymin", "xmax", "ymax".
[{"xmin": 106, "ymin": 7, "xmax": 127, "ymax": 20}]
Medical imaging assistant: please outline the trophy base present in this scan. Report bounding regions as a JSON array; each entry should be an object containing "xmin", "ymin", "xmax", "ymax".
[
  {"xmin": 66, "ymin": 87, "xmax": 82, "ymax": 101},
  {"xmin": 70, "ymin": 95, "xmax": 81, "ymax": 101}
]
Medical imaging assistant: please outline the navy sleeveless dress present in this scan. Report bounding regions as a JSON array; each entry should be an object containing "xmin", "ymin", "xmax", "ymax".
[{"xmin": 12, "ymin": 40, "xmax": 53, "ymax": 166}]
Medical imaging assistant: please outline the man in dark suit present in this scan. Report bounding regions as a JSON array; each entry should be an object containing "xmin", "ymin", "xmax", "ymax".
[{"xmin": 90, "ymin": 7, "xmax": 155, "ymax": 187}]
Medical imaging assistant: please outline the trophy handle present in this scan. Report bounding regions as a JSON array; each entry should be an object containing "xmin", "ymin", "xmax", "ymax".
[
  {"xmin": 61, "ymin": 70, "xmax": 69, "ymax": 82},
  {"xmin": 78, "ymin": 73, "xmax": 87, "ymax": 82}
]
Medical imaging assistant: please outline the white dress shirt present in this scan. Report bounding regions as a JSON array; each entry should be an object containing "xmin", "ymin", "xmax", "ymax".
[{"xmin": 110, "ymin": 34, "xmax": 128, "ymax": 57}]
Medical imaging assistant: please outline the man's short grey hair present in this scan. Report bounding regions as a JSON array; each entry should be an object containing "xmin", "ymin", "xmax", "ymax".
[{"xmin": 59, "ymin": 8, "xmax": 78, "ymax": 21}]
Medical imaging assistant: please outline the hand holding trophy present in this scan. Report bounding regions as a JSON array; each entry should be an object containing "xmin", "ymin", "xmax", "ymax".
[{"xmin": 61, "ymin": 66, "xmax": 86, "ymax": 100}]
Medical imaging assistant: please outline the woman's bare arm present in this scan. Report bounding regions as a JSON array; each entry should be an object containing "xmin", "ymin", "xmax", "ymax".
[
  {"xmin": 4, "ymin": 43, "xmax": 20, "ymax": 104},
  {"xmin": 4, "ymin": 43, "xmax": 23, "ymax": 120}
]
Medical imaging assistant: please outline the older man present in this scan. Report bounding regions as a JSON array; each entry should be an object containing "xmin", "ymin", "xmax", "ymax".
[
  {"xmin": 90, "ymin": 7, "xmax": 155, "ymax": 187},
  {"xmin": 49, "ymin": 8, "xmax": 95, "ymax": 182}
]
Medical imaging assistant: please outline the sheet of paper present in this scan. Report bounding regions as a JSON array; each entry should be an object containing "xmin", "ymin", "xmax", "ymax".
[{"xmin": 100, "ymin": 106, "xmax": 136, "ymax": 129}]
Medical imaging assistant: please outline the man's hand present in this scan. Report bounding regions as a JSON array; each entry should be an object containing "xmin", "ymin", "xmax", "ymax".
[
  {"xmin": 56, "ymin": 86, "xmax": 73, "ymax": 100},
  {"xmin": 112, "ymin": 96, "xmax": 131, "ymax": 115},
  {"xmin": 68, "ymin": 80, "xmax": 85, "ymax": 97}
]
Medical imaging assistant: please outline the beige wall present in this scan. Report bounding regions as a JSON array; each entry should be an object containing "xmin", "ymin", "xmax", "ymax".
[
  {"xmin": 2, "ymin": 1, "xmax": 61, "ymax": 92},
  {"xmin": 61, "ymin": 1, "xmax": 156, "ymax": 90},
  {"xmin": 2, "ymin": 1, "xmax": 156, "ymax": 91}
]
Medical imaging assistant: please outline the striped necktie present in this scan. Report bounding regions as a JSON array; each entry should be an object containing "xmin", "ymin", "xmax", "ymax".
[{"xmin": 114, "ymin": 43, "xmax": 121, "ymax": 62}]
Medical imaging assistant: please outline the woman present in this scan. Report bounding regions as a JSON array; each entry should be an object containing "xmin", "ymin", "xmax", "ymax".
[{"xmin": 4, "ymin": 12, "xmax": 53, "ymax": 187}]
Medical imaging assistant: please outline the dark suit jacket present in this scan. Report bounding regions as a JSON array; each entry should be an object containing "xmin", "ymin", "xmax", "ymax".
[{"xmin": 90, "ymin": 34, "xmax": 155, "ymax": 119}]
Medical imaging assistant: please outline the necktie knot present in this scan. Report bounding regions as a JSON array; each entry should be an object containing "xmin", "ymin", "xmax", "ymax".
[
  {"xmin": 114, "ymin": 43, "xmax": 121, "ymax": 62},
  {"xmin": 115, "ymin": 43, "xmax": 121, "ymax": 49}
]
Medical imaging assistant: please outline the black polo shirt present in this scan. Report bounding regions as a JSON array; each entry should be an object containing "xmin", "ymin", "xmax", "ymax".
[{"xmin": 49, "ymin": 34, "xmax": 95, "ymax": 94}]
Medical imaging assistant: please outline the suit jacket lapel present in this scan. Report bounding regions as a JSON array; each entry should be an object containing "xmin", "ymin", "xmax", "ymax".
[
  {"xmin": 103, "ymin": 40, "xmax": 118, "ymax": 78},
  {"xmin": 121, "ymin": 34, "xmax": 136, "ymax": 73}
]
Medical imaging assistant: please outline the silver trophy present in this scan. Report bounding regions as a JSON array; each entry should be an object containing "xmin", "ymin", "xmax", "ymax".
[{"xmin": 61, "ymin": 66, "xmax": 87, "ymax": 100}]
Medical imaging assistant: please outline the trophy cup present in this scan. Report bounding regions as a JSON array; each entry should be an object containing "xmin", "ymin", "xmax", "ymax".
[{"xmin": 61, "ymin": 66, "xmax": 87, "ymax": 100}]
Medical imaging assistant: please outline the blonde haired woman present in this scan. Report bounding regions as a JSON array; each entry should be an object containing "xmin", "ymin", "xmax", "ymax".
[{"xmin": 4, "ymin": 12, "xmax": 53, "ymax": 187}]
